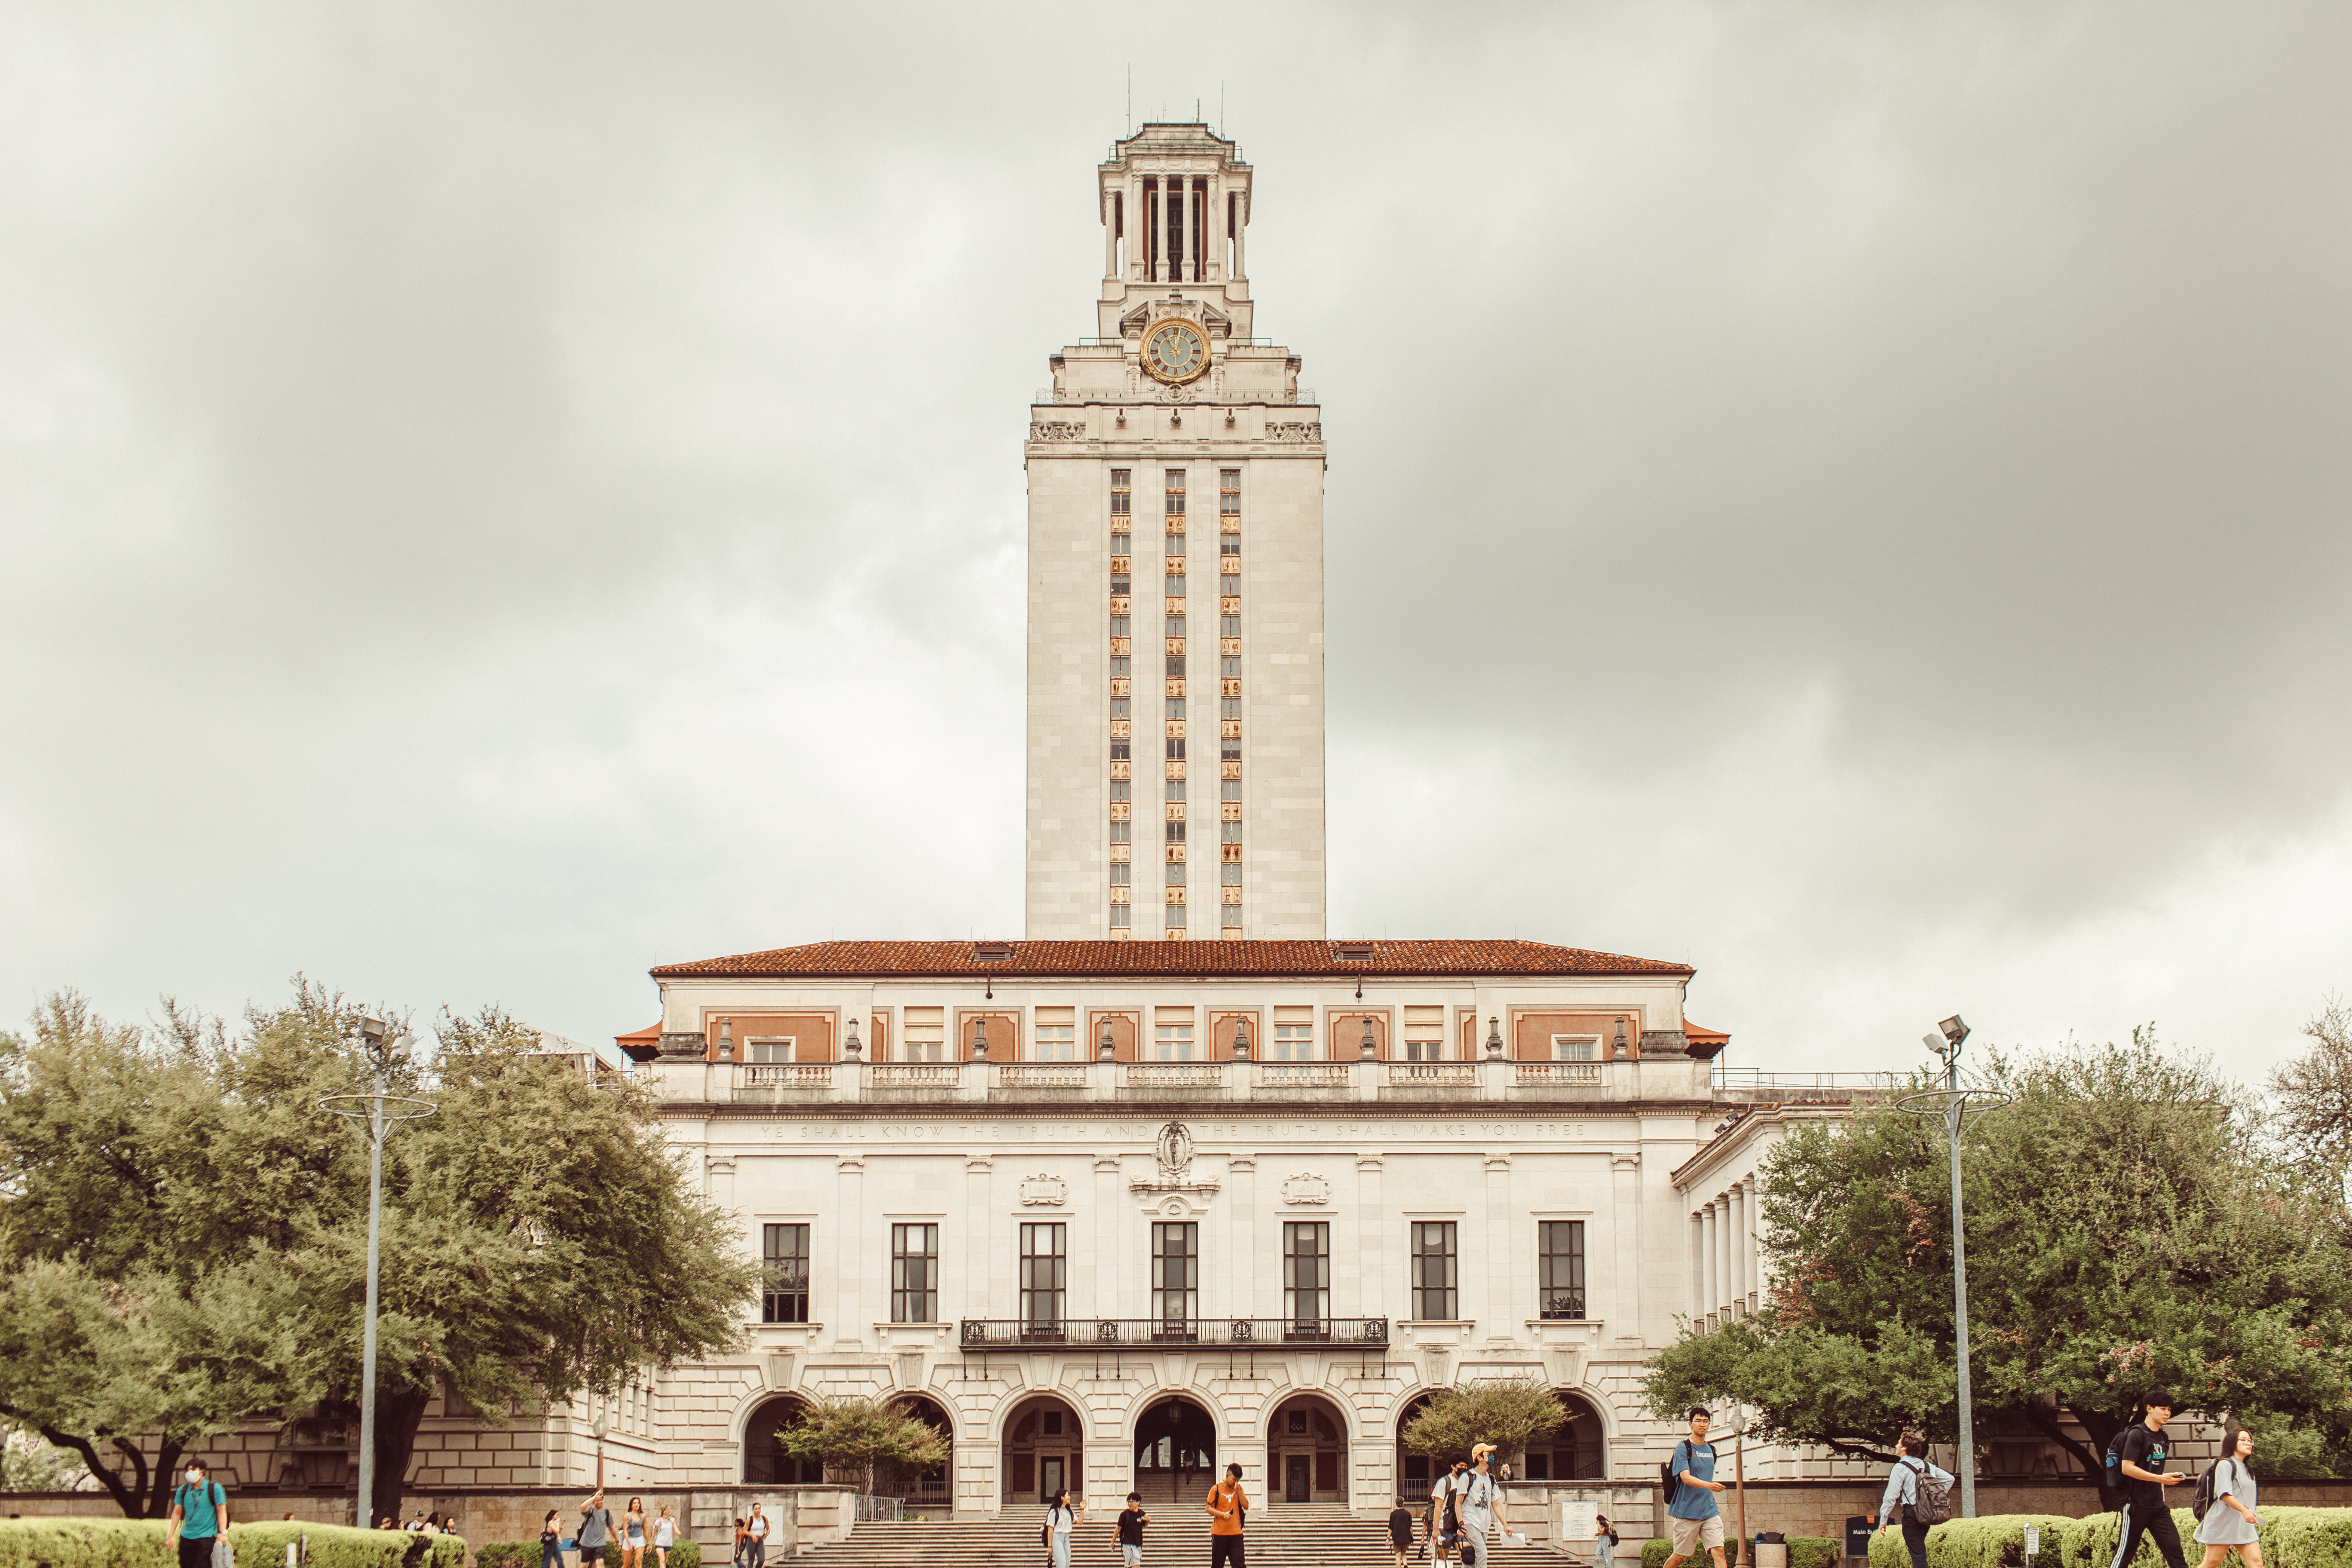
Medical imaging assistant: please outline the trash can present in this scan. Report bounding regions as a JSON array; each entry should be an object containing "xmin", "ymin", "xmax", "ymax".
[{"xmin": 1755, "ymin": 1535, "xmax": 1788, "ymax": 1568}]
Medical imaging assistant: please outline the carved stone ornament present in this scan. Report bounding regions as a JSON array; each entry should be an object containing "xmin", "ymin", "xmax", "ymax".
[
  {"xmin": 1279, "ymin": 1172, "xmax": 1332, "ymax": 1206},
  {"xmin": 1018, "ymin": 1173, "xmax": 1068, "ymax": 1207},
  {"xmin": 1155, "ymin": 1121, "xmax": 1194, "ymax": 1179}
]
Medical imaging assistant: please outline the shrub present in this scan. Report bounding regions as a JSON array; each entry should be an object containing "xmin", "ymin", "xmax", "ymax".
[
  {"xmin": 665, "ymin": 1541, "xmax": 702, "ymax": 1568},
  {"xmin": 1786, "ymin": 1537, "xmax": 1841, "ymax": 1568},
  {"xmin": 226, "ymin": 1523, "xmax": 461, "ymax": 1568},
  {"xmin": 475, "ymin": 1546, "xmax": 535, "ymax": 1568},
  {"xmin": 1643, "ymin": 1538, "xmax": 1674, "ymax": 1568},
  {"xmin": 0, "ymin": 1518, "xmax": 169, "ymax": 1568}
]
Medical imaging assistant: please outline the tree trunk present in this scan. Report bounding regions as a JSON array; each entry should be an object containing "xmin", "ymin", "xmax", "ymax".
[
  {"xmin": 2028, "ymin": 1403, "xmax": 2119, "ymax": 1511},
  {"xmin": 369, "ymin": 1383, "xmax": 436, "ymax": 1531}
]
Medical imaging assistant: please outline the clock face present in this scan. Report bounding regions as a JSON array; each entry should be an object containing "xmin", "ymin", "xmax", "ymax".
[{"xmin": 1142, "ymin": 319, "xmax": 1209, "ymax": 384}]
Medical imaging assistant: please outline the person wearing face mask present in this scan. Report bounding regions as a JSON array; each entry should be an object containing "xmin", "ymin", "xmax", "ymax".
[{"xmin": 168, "ymin": 1458, "xmax": 231, "ymax": 1568}]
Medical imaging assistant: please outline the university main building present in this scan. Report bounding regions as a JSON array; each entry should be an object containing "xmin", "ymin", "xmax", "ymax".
[{"xmin": 591, "ymin": 126, "xmax": 1822, "ymax": 1530}]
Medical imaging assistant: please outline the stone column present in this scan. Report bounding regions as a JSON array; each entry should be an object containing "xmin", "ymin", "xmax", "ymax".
[
  {"xmin": 1611, "ymin": 1153, "xmax": 1642, "ymax": 1333},
  {"xmin": 1484, "ymin": 1155, "xmax": 1515, "ymax": 1341},
  {"xmin": 1092, "ymin": 1157, "xmax": 1121, "ymax": 1321},
  {"xmin": 1104, "ymin": 185, "xmax": 1119, "ymax": 280},
  {"xmin": 1700, "ymin": 1201, "xmax": 1718, "ymax": 1324},
  {"xmin": 1688, "ymin": 1211, "xmax": 1704, "ymax": 1322},
  {"xmin": 1127, "ymin": 171, "xmax": 1145, "ymax": 281},
  {"xmin": 836, "ymin": 1157, "xmax": 865, "ymax": 1345},
  {"xmin": 965, "ymin": 1158, "xmax": 994, "ymax": 1322},
  {"xmin": 1233, "ymin": 189, "xmax": 1246, "ymax": 280},
  {"xmin": 1356, "ymin": 1157, "xmax": 1384, "ymax": 1326},
  {"xmin": 1207, "ymin": 176, "xmax": 1224, "ymax": 282},
  {"xmin": 1726, "ymin": 1185, "xmax": 1745, "ymax": 1318},
  {"xmin": 1229, "ymin": 1157, "xmax": 1256, "ymax": 1322}
]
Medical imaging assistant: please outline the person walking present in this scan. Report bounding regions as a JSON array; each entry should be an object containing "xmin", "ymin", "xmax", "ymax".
[
  {"xmin": 1872, "ymin": 1433, "xmax": 1954, "ymax": 1568},
  {"xmin": 1432, "ymin": 1460, "xmax": 1469, "ymax": 1565},
  {"xmin": 1661, "ymin": 1408, "xmax": 1728, "ymax": 1568},
  {"xmin": 1206, "ymin": 1462, "xmax": 1250, "ymax": 1568},
  {"xmin": 2113, "ymin": 1393, "xmax": 2192, "ymax": 1568},
  {"xmin": 1452, "ymin": 1446, "xmax": 1502, "ymax": 1568},
  {"xmin": 539, "ymin": 1510, "xmax": 565, "ymax": 1568},
  {"xmin": 744, "ymin": 1504, "xmax": 770, "ymax": 1568},
  {"xmin": 1389, "ymin": 1501, "xmax": 1417, "ymax": 1568},
  {"xmin": 2194, "ymin": 1428, "xmax": 2263, "ymax": 1568},
  {"xmin": 1119, "ymin": 1492, "xmax": 1152, "ymax": 1568},
  {"xmin": 1043, "ymin": 1487, "xmax": 1080, "ymax": 1568},
  {"xmin": 166, "ymin": 1457, "xmax": 231, "ymax": 1568},
  {"xmin": 653, "ymin": 1506, "xmax": 676, "ymax": 1568},
  {"xmin": 729, "ymin": 1519, "xmax": 747, "ymax": 1568},
  {"xmin": 1597, "ymin": 1514, "xmax": 1621, "ymax": 1568},
  {"xmin": 620, "ymin": 1499, "xmax": 647, "ymax": 1568},
  {"xmin": 578, "ymin": 1492, "xmax": 617, "ymax": 1568}
]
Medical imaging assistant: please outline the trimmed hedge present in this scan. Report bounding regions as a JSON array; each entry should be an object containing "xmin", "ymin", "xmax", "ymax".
[
  {"xmin": 1641, "ymin": 1534, "xmax": 1838, "ymax": 1568},
  {"xmin": 477, "ymin": 1541, "xmax": 697, "ymax": 1568},
  {"xmin": 0, "ymin": 1519, "xmax": 169, "ymax": 1568},
  {"xmin": 2065, "ymin": 1507, "xmax": 2352, "ymax": 1568},
  {"xmin": 0, "ymin": 1522, "xmax": 459, "ymax": 1568},
  {"xmin": 1866, "ymin": 1514, "xmax": 2077, "ymax": 1568}
]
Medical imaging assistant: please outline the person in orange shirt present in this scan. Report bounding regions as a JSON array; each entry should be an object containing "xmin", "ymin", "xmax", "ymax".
[{"xmin": 1205, "ymin": 1462, "xmax": 1250, "ymax": 1568}]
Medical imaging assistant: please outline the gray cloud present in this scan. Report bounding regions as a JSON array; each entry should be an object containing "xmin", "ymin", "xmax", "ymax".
[{"xmin": 2, "ymin": 1, "xmax": 2346, "ymax": 1077}]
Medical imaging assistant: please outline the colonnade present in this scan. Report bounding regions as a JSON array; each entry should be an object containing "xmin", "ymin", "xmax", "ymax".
[
  {"xmin": 1688, "ymin": 1175, "xmax": 1761, "ymax": 1328},
  {"xmin": 1106, "ymin": 171, "xmax": 1245, "ymax": 285}
]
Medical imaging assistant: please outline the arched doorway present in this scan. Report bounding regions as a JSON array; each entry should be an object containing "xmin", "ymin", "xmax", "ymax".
[
  {"xmin": 744, "ymin": 1395, "xmax": 820, "ymax": 1485},
  {"xmin": 1132, "ymin": 1394, "xmax": 1216, "ymax": 1504},
  {"xmin": 1266, "ymin": 1392, "xmax": 1348, "ymax": 1505},
  {"xmin": 1522, "ymin": 1390, "xmax": 1606, "ymax": 1481},
  {"xmin": 876, "ymin": 1395, "xmax": 952, "ymax": 1511},
  {"xmin": 1002, "ymin": 1394, "xmax": 1085, "ymax": 1507},
  {"xmin": 1394, "ymin": 1392, "xmax": 1440, "ymax": 1506}
]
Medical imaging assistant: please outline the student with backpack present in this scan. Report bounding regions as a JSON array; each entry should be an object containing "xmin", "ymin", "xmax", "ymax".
[
  {"xmin": 1596, "ymin": 1514, "xmax": 1622, "ymax": 1568},
  {"xmin": 1661, "ymin": 1408, "xmax": 1728, "ymax": 1568},
  {"xmin": 1118, "ymin": 1492, "xmax": 1152, "ymax": 1568},
  {"xmin": 1389, "ymin": 1501, "xmax": 1418, "ymax": 1568},
  {"xmin": 1871, "ymin": 1432, "xmax": 1954, "ymax": 1568},
  {"xmin": 1042, "ymin": 1487, "xmax": 1080, "ymax": 1568},
  {"xmin": 2192, "ymin": 1427, "xmax": 2262, "ymax": 1568},
  {"xmin": 2111, "ymin": 1393, "xmax": 2192, "ymax": 1568},
  {"xmin": 167, "ymin": 1457, "xmax": 232, "ymax": 1568}
]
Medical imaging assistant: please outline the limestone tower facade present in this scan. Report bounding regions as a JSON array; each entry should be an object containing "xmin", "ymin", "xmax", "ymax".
[{"xmin": 1024, "ymin": 124, "xmax": 1327, "ymax": 941}]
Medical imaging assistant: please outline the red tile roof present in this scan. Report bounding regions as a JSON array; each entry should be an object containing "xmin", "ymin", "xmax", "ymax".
[{"xmin": 650, "ymin": 939, "xmax": 1694, "ymax": 981}]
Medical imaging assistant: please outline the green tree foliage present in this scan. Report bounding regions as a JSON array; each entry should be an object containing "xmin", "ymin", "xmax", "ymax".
[
  {"xmin": 2270, "ymin": 999, "xmax": 2352, "ymax": 1204},
  {"xmin": 1643, "ymin": 1038, "xmax": 2352, "ymax": 1495},
  {"xmin": 0, "ymin": 984, "xmax": 761, "ymax": 1523},
  {"xmin": 776, "ymin": 1399, "xmax": 950, "ymax": 1495},
  {"xmin": 1398, "ymin": 1376, "xmax": 1567, "ymax": 1467}
]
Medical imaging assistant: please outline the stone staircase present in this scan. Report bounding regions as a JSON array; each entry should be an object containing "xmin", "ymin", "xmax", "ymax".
[{"xmin": 797, "ymin": 1504, "xmax": 1559, "ymax": 1568}]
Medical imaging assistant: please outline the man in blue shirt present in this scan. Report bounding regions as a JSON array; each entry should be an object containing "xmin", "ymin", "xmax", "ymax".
[
  {"xmin": 1871, "ymin": 1432, "xmax": 1954, "ymax": 1568},
  {"xmin": 1662, "ymin": 1408, "xmax": 1727, "ymax": 1568},
  {"xmin": 167, "ymin": 1457, "xmax": 231, "ymax": 1568}
]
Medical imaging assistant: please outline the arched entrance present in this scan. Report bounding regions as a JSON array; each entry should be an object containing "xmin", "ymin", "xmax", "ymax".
[
  {"xmin": 1003, "ymin": 1394, "xmax": 1085, "ymax": 1507},
  {"xmin": 1132, "ymin": 1394, "xmax": 1216, "ymax": 1504},
  {"xmin": 1266, "ymin": 1392, "xmax": 1348, "ymax": 1505},
  {"xmin": 1394, "ymin": 1392, "xmax": 1441, "ymax": 1506},
  {"xmin": 744, "ymin": 1395, "xmax": 820, "ymax": 1485},
  {"xmin": 876, "ymin": 1394, "xmax": 952, "ymax": 1511},
  {"xmin": 1522, "ymin": 1390, "xmax": 1606, "ymax": 1481}
]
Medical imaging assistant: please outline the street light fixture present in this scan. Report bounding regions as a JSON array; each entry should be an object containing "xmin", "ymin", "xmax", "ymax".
[
  {"xmin": 1896, "ymin": 1012, "xmax": 2008, "ymax": 1521},
  {"xmin": 321, "ymin": 1017, "xmax": 438, "ymax": 1529}
]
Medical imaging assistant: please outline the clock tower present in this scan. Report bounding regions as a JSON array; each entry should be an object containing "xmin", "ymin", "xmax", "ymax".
[{"xmin": 1024, "ymin": 124, "xmax": 1327, "ymax": 941}]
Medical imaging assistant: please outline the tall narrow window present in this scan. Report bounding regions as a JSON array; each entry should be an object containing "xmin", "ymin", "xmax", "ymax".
[
  {"xmin": 892, "ymin": 1223, "xmax": 939, "ymax": 1323},
  {"xmin": 1539, "ymin": 1220, "xmax": 1586, "ymax": 1320},
  {"xmin": 762, "ymin": 1223, "xmax": 810, "ymax": 1324},
  {"xmin": 1283, "ymin": 1221, "xmax": 1331, "ymax": 1332},
  {"xmin": 1110, "ymin": 466, "xmax": 1135, "ymax": 937},
  {"xmin": 1151, "ymin": 1222, "xmax": 1199, "ymax": 1330},
  {"xmin": 1410, "ymin": 1221, "xmax": 1458, "ymax": 1321},
  {"xmin": 1019, "ymin": 1222, "xmax": 1066, "ymax": 1333}
]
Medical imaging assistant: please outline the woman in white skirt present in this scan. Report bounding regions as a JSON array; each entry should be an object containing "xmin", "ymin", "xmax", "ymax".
[{"xmin": 2194, "ymin": 1427, "xmax": 2262, "ymax": 1568}]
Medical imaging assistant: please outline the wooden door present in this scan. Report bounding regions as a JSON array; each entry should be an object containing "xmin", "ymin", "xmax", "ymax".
[{"xmin": 1285, "ymin": 1455, "xmax": 1311, "ymax": 1502}]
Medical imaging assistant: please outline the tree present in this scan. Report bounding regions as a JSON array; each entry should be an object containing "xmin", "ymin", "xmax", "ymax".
[
  {"xmin": 1400, "ymin": 1377, "xmax": 1567, "ymax": 1468},
  {"xmin": 1642, "ymin": 1038, "xmax": 2352, "ymax": 1498},
  {"xmin": 776, "ymin": 1399, "xmax": 950, "ymax": 1496},
  {"xmin": 2270, "ymin": 998, "xmax": 2352, "ymax": 1203},
  {"xmin": 0, "ymin": 983, "xmax": 763, "ymax": 1524}
]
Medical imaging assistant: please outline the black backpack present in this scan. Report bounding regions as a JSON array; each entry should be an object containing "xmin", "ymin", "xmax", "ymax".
[
  {"xmin": 2191, "ymin": 1459, "xmax": 2229, "ymax": 1523},
  {"xmin": 1661, "ymin": 1441, "xmax": 1694, "ymax": 1509}
]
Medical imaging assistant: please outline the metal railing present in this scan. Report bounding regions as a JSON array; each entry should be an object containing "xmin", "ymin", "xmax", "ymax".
[
  {"xmin": 1707, "ymin": 1068, "xmax": 1900, "ymax": 1102},
  {"xmin": 1539, "ymin": 1289, "xmax": 1588, "ymax": 1320},
  {"xmin": 849, "ymin": 1494, "xmax": 903, "ymax": 1523},
  {"xmin": 959, "ymin": 1316, "xmax": 1387, "ymax": 1349}
]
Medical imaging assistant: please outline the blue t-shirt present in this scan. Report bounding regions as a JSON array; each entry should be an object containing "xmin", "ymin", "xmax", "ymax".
[
  {"xmin": 1669, "ymin": 1440, "xmax": 1720, "ymax": 1520},
  {"xmin": 177, "ymin": 1479, "xmax": 225, "ymax": 1539}
]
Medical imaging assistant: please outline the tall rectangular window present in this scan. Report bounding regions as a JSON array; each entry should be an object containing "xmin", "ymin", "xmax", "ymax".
[
  {"xmin": 1410, "ymin": 1221, "xmax": 1458, "ymax": 1321},
  {"xmin": 1111, "ymin": 468, "xmax": 1131, "ymax": 514},
  {"xmin": 1151, "ymin": 1222, "xmax": 1198, "ymax": 1329},
  {"xmin": 1272, "ymin": 1006, "xmax": 1314, "ymax": 1061},
  {"xmin": 1019, "ymin": 1222, "xmax": 1066, "ymax": 1332},
  {"xmin": 1539, "ymin": 1220, "xmax": 1586, "ymax": 1320},
  {"xmin": 762, "ymin": 1223, "xmax": 810, "ymax": 1323},
  {"xmin": 891, "ymin": 1223, "xmax": 939, "ymax": 1323},
  {"xmin": 1283, "ymin": 1221, "xmax": 1330, "ymax": 1331}
]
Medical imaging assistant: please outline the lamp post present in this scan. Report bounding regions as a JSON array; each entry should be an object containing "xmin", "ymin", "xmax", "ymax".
[
  {"xmin": 593, "ymin": 1414, "xmax": 608, "ymax": 1490},
  {"xmin": 1896, "ymin": 1014, "xmax": 2006, "ymax": 1520},
  {"xmin": 321, "ymin": 1018, "xmax": 438, "ymax": 1529}
]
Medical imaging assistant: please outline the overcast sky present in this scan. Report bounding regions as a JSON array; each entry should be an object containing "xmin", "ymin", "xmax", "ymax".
[{"xmin": 3, "ymin": 2, "xmax": 2347, "ymax": 1081}]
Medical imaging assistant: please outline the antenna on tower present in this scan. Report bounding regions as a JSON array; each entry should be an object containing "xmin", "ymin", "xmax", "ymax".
[
  {"xmin": 1219, "ymin": 83, "xmax": 1225, "ymax": 137},
  {"xmin": 1126, "ymin": 64, "xmax": 1132, "ymax": 135}
]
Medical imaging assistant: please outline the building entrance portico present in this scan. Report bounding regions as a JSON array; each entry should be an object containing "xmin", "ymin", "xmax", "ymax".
[
  {"xmin": 1132, "ymin": 1393, "xmax": 1216, "ymax": 1503},
  {"xmin": 1265, "ymin": 1392, "xmax": 1347, "ymax": 1505},
  {"xmin": 1003, "ymin": 1394, "xmax": 1085, "ymax": 1506}
]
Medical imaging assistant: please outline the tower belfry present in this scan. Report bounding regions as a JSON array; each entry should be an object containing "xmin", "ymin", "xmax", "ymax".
[{"xmin": 1025, "ymin": 125, "xmax": 1326, "ymax": 940}]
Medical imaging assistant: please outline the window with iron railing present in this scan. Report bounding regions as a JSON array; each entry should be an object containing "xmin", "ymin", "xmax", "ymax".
[
  {"xmin": 1539, "ymin": 1219, "xmax": 1586, "ymax": 1320},
  {"xmin": 762, "ymin": 1223, "xmax": 810, "ymax": 1323}
]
